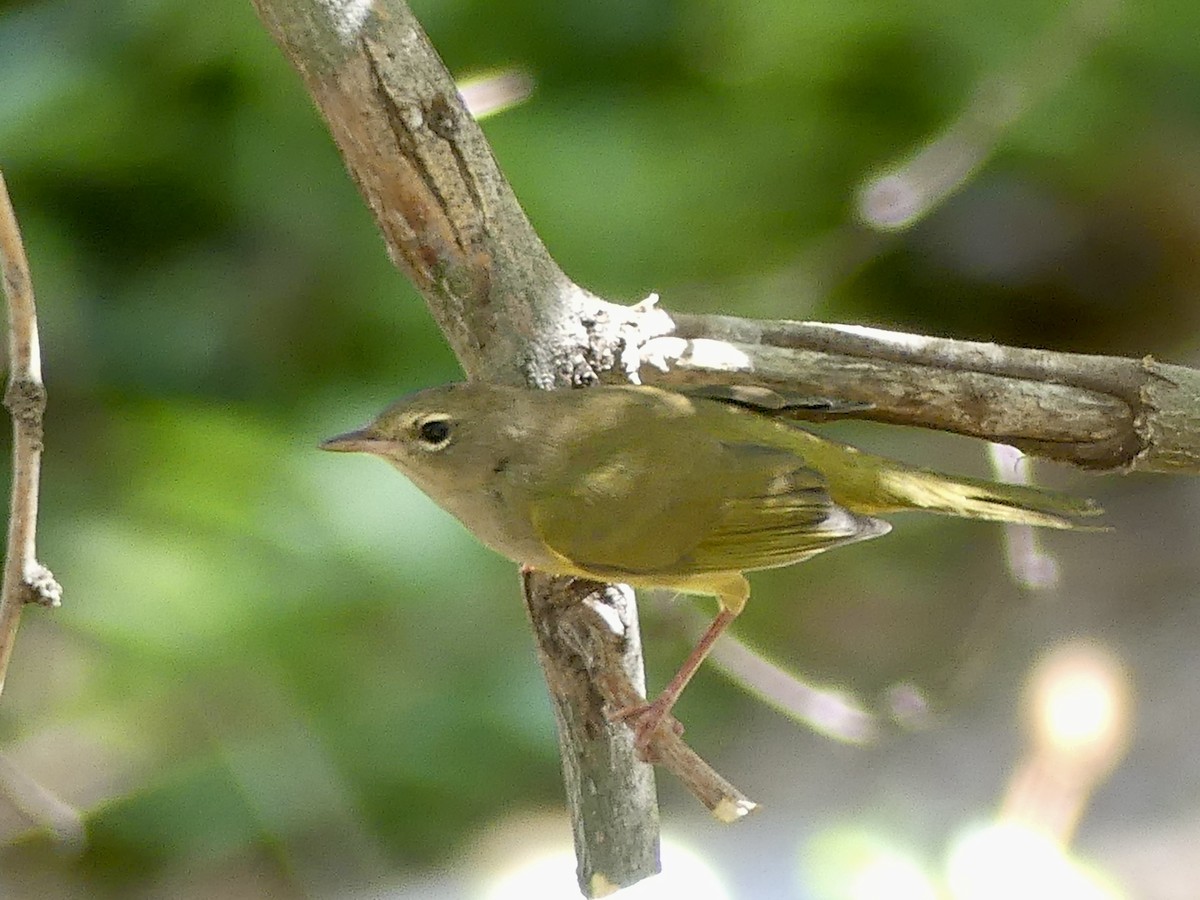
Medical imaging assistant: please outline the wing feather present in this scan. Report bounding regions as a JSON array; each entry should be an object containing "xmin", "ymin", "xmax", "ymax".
[
  {"xmin": 680, "ymin": 476, "xmax": 889, "ymax": 572},
  {"xmin": 531, "ymin": 434, "xmax": 889, "ymax": 579}
]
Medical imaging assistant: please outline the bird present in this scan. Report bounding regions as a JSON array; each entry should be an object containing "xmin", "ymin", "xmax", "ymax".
[{"xmin": 322, "ymin": 382, "xmax": 1101, "ymax": 757}]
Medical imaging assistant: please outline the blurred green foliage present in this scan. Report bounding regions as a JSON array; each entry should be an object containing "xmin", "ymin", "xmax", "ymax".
[{"xmin": 1, "ymin": 0, "xmax": 1199, "ymax": 895}]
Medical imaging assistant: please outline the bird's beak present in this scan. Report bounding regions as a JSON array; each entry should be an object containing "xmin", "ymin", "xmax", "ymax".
[{"xmin": 320, "ymin": 427, "xmax": 385, "ymax": 454}]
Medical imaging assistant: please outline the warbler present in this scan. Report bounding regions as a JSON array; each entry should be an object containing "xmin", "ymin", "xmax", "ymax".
[{"xmin": 323, "ymin": 382, "xmax": 1100, "ymax": 754}]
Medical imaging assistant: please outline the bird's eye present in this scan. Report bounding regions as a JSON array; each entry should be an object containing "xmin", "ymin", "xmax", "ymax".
[{"xmin": 416, "ymin": 416, "xmax": 452, "ymax": 449}]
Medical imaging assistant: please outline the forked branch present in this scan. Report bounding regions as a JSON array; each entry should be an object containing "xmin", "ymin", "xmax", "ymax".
[{"xmin": 247, "ymin": 2, "xmax": 1200, "ymax": 897}]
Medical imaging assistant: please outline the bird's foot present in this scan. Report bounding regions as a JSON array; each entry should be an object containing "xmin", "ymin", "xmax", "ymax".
[{"xmin": 609, "ymin": 696, "xmax": 685, "ymax": 761}]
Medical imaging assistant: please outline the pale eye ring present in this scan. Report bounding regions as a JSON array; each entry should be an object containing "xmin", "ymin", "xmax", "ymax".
[{"xmin": 416, "ymin": 416, "xmax": 452, "ymax": 449}]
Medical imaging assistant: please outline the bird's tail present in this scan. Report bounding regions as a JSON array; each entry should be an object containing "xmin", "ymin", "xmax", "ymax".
[
  {"xmin": 869, "ymin": 465, "xmax": 1103, "ymax": 529},
  {"xmin": 766, "ymin": 415, "xmax": 1104, "ymax": 529}
]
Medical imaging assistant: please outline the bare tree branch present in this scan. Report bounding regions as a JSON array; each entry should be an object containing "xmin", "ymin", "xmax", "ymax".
[
  {"xmin": 643, "ymin": 315, "xmax": 1200, "ymax": 474},
  {"xmin": 248, "ymin": 1, "xmax": 1200, "ymax": 895},
  {"xmin": 0, "ymin": 171, "xmax": 60, "ymax": 702},
  {"xmin": 248, "ymin": 0, "xmax": 672, "ymax": 388},
  {"xmin": 248, "ymin": 2, "xmax": 674, "ymax": 893},
  {"xmin": 521, "ymin": 574, "xmax": 660, "ymax": 894}
]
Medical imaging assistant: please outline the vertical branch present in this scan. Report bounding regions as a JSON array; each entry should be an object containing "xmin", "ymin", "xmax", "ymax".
[
  {"xmin": 247, "ymin": 4, "xmax": 673, "ymax": 893},
  {"xmin": 0, "ymin": 171, "xmax": 61, "ymax": 699},
  {"xmin": 522, "ymin": 573, "xmax": 661, "ymax": 894},
  {"xmin": 522, "ymin": 572, "xmax": 757, "ymax": 891}
]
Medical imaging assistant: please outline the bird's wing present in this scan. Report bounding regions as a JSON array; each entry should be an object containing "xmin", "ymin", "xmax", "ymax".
[
  {"xmin": 528, "ymin": 428, "xmax": 730, "ymax": 575},
  {"xmin": 675, "ymin": 444, "xmax": 890, "ymax": 573},
  {"xmin": 531, "ymin": 436, "xmax": 888, "ymax": 579}
]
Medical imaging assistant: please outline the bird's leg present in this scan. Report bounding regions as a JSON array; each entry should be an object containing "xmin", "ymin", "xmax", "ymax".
[{"xmin": 613, "ymin": 574, "xmax": 748, "ymax": 760}]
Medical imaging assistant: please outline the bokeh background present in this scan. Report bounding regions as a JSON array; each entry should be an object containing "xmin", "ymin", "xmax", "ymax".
[{"xmin": 1, "ymin": 0, "xmax": 1199, "ymax": 896}]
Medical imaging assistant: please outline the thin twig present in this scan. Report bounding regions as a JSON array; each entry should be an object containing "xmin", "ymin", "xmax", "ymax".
[
  {"xmin": 0, "ymin": 752, "xmax": 84, "ymax": 850},
  {"xmin": 858, "ymin": 0, "xmax": 1121, "ymax": 229},
  {"xmin": 542, "ymin": 577, "xmax": 758, "ymax": 826},
  {"xmin": 988, "ymin": 444, "xmax": 1062, "ymax": 589},
  {"xmin": 593, "ymin": 667, "xmax": 757, "ymax": 824},
  {"xmin": 0, "ymin": 172, "xmax": 59, "ymax": 701},
  {"xmin": 676, "ymin": 607, "xmax": 879, "ymax": 745}
]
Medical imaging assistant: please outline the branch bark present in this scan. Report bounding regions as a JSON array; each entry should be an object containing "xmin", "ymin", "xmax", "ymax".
[
  {"xmin": 248, "ymin": 1, "xmax": 1200, "ymax": 895},
  {"xmin": 0, "ymin": 171, "xmax": 60, "ymax": 701},
  {"xmin": 249, "ymin": 2, "xmax": 672, "ymax": 894},
  {"xmin": 249, "ymin": 0, "xmax": 672, "ymax": 388},
  {"xmin": 642, "ymin": 315, "xmax": 1200, "ymax": 474}
]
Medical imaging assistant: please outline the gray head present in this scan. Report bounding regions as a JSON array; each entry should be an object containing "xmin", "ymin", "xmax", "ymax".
[{"xmin": 321, "ymin": 383, "xmax": 529, "ymax": 497}]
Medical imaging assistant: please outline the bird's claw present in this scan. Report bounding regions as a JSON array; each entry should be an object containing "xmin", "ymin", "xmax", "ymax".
[{"xmin": 609, "ymin": 697, "xmax": 685, "ymax": 761}]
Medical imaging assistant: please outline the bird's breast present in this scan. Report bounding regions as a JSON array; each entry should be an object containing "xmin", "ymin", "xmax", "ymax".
[{"xmin": 427, "ymin": 474, "xmax": 566, "ymax": 572}]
